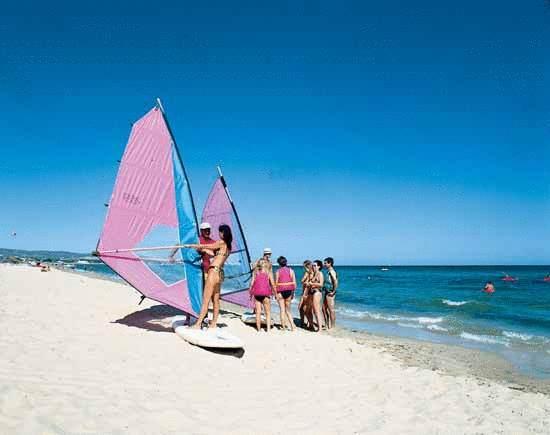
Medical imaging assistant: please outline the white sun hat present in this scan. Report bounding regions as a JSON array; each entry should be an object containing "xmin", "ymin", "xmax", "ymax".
[{"xmin": 199, "ymin": 222, "xmax": 211, "ymax": 230}]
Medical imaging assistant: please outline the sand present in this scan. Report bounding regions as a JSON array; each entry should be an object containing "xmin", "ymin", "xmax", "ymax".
[{"xmin": 1, "ymin": 264, "xmax": 549, "ymax": 434}]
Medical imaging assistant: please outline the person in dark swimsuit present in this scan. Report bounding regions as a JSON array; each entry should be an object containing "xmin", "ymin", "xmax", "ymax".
[{"xmin": 322, "ymin": 257, "xmax": 338, "ymax": 329}]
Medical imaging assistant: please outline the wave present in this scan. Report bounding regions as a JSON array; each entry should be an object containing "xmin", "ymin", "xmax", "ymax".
[
  {"xmin": 502, "ymin": 331, "xmax": 534, "ymax": 341},
  {"xmin": 417, "ymin": 316, "xmax": 444, "ymax": 324},
  {"xmin": 397, "ymin": 322, "xmax": 423, "ymax": 329},
  {"xmin": 502, "ymin": 331, "xmax": 550, "ymax": 345},
  {"xmin": 460, "ymin": 332, "xmax": 509, "ymax": 347},
  {"xmin": 337, "ymin": 308, "xmax": 443, "ymax": 325},
  {"xmin": 427, "ymin": 324, "xmax": 449, "ymax": 332},
  {"xmin": 442, "ymin": 299, "xmax": 470, "ymax": 307}
]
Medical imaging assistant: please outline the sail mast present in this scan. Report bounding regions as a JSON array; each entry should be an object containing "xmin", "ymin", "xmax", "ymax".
[
  {"xmin": 217, "ymin": 165, "xmax": 252, "ymax": 267},
  {"xmin": 156, "ymin": 98, "xmax": 201, "ymax": 238}
]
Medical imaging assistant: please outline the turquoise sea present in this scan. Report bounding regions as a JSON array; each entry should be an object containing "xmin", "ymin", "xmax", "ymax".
[
  {"xmin": 2, "ymin": 249, "xmax": 549, "ymax": 378},
  {"xmin": 330, "ymin": 265, "xmax": 550, "ymax": 379}
]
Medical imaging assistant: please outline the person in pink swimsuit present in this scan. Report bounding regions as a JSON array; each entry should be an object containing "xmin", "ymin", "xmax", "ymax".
[
  {"xmin": 197, "ymin": 222, "xmax": 216, "ymax": 275},
  {"xmin": 249, "ymin": 259, "xmax": 277, "ymax": 332},
  {"xmin": 169, "ymin": 221, "xmax": 215, "ymax": 282},
  {"xmin": 275, "ymin": 256, "xmax": 297, "ymax": 331}
]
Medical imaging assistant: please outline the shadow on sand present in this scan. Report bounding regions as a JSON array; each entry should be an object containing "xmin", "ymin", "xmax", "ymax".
[
  {"xmin": 112, "ymin": 304, "xmax": 245, "ymax": 358},
  {"xmin": 194, "ymin": 346, "xmax": 245, "ymax": 358},
  {"xmin": 113, "ymin": 304, "xmax": 184, "ymax": 333}
]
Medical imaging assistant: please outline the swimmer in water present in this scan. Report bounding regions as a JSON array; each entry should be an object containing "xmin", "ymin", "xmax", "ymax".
[{"xmin": 483, "ymin": 281, "xmax": 495, "ymax": 294}]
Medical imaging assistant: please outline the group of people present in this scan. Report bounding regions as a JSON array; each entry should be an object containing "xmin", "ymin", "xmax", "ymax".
[
  {"xmin": 179, "ymin": 222, "xmax": 338, "ymax": 333},
  {"xmin": 247, "ymin": 249, "xmax": 338, "ymax": 333}
]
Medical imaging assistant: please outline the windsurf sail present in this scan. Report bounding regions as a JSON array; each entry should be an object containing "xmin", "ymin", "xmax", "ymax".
[
  {"xmin": 95, "ymin": 100, "xmax": 203, "ymax": 316},
  {"xmin": 202, "ymin": 167, "xmax": 253, "ymax": 308}
]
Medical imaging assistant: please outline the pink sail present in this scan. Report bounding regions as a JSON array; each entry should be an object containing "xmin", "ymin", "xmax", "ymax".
[
  {"xmin": 202, "ymin": 173, "xmax": 253, "ymax": 308},
  {"xmin": 96, "ymin": 104, "xmax": 202, "ymax": 315}
]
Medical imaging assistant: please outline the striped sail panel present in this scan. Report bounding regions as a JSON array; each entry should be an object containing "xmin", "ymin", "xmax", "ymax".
[{"xmin": 97, "ymin": 106, "xmax": 201, "ymax": 315}]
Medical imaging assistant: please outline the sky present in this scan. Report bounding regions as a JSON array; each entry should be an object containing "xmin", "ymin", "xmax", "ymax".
[{"xmin": 0, "ymin": 0, "xmax": 549, "ymax": 265}]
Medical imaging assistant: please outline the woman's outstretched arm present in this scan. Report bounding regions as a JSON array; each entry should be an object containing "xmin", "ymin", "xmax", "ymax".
[{"xmin": 185, "ymin": 240, "xmax": 224, "ymax": 251}]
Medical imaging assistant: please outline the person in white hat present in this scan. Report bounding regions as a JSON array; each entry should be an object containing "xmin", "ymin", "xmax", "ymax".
[
  {"xmin": 168, "ymin": 222, "xmax": 215, "ymax": 278},
  {"xmin": 197, "ymin": 222, "xmax": 216, "ymax": 275},
  {"xmin": 253, "ymin": 248, "xmax": 273, "ymax": 279}
]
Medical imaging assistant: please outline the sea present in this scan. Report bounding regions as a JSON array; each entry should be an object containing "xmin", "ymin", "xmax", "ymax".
[{"xmin": 2, "ymin": 249, "xmax": 549, "ymax": 378}]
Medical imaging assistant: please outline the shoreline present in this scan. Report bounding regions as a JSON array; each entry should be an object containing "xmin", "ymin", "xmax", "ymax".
[
  {"xmin": 57, "ymin": 264, "xmax": 550, "ymax": 393},
  {"xmin": 333, "ymin": 327, "xmax": 550, "ymax": 396},
  {"xmin": 47, "ymin": 263, "xmax": 550, "ymax": 394}
]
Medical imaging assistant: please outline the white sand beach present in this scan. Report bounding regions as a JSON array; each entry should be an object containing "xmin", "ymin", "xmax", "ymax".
[{"xmin": 1, "ymin": 264, "xmax": 549, "ymax": 434}]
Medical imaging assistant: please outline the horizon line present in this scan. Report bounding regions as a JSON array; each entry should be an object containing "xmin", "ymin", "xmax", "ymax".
[{"xmin": 1, "ymin": 247, "xmax": 548, "ymax": 268}]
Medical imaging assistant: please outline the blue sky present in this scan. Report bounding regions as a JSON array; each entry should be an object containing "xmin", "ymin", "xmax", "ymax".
[{"xmin": 1, "ymin": 0, "xmax": 548, "ymax": 264}]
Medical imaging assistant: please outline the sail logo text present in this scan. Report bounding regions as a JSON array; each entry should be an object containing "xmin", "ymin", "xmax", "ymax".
[{"xmin": 122, "ymin": 193, "xmax": 140, "ymax": 205}]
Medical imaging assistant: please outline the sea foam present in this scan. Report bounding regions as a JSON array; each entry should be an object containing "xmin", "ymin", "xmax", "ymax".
[
  {"xmin": 397, "ymin": 322, "xmax": 423, "ymax": 329},
  {"xmin": 337, "ymin": 308, "xmax": 443, "ymax": 325},
  {"xmin": 503, "ymin": 331, "xmax": 533, "ymax": 341},
  {"xmin": 502, "ymin": 331, "xmax": 550, "ymax": 345},
  {"xmin": 427, "ymin": 324, "xmax": 449, "ymax": 332},
  {"xmin": 442, "ymin": 299, "xmax": 470, "ymax": 307},
  {"xmin": 460, "ymin": 332, "xmax": 509, "ymax": 347}
]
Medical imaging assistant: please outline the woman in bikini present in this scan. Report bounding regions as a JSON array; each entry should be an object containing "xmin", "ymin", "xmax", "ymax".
[
  {"xmin": 309, "ymin": 260, "xmax": 325, "ymax": 332},
  {"xmin": 275, "ymin": 256, "xmax": 297, "ymax": 331},
  {"xmin": 299, "ymin": 260, "xmax": 313, "ymax": 329},
  {"xmin": 249, "ymin": 259, "xmax": 277, "ymax": 332},
  {"xmin": 185, "ymin": 224, "xmax": 233, "ymax": 329}
]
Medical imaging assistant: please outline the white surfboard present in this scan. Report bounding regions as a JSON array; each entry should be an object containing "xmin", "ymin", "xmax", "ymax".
[
  {"xmin": 241, "ymin": 311, "xmax": 269, "ymax": 326},
  {"xmin": 171, "ymin": 317, "xmax": 244, "ymax": 349}
]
